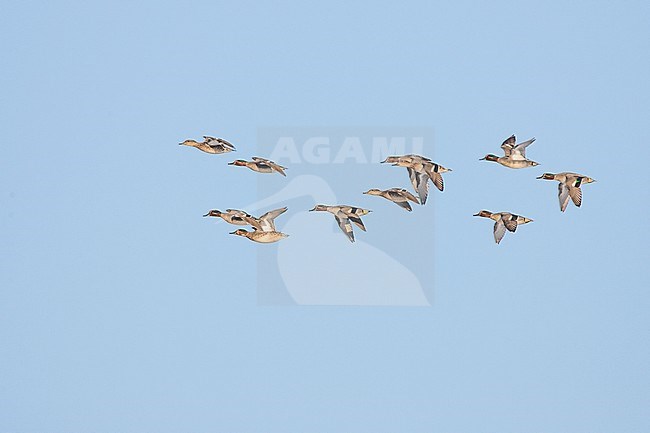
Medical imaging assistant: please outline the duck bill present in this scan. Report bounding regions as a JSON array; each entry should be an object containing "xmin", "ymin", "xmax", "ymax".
[
  {"xmin": 227, "ymin": 161, "xmax": 235, "ymax": 165},
  {"xmin": 535, "ymin": 175, "xmax": 544, "ymax": 179},
  {"xmin": 472, "ymin": 213, "xmax": 480, "ymax": 216}
]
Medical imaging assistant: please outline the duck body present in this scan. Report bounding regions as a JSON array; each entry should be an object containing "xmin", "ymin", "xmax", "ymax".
[
  {"xmin": 363, "ymin": 188, "xmax": 419, "ymax": 211},
  {"xmin": 480, "ymin": 135, "xmax": 539, "ymax": 168},
  {"xmin": 179, "ymin": 136, "xmax": 236, "ymax": 154},
  {"xmin": 537, "ymin": 172, "xmax": 596, "ymax": 211},
  {"xmin": 230, "ymin": 228, "xmax": 288, "ymax": 243},
  {"xmin": 309, "ymin": 204, "xmax": 371, "ymax": 242},
  {"xmin": 480, "ymin": 154, "xmax": 539, "ymax": 169},
  {"xmin": 473, "ymin": 210, "xmax": 533, "ymax": 244},
  {"xmin": 229, "ymin": 157, "xmax": 287, "ymax": 176}
]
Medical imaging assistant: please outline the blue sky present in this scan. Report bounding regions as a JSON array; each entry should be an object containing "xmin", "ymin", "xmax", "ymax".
[{"xmin": 1, "ymin": 1, "xmax": 649, "ymax": 432}]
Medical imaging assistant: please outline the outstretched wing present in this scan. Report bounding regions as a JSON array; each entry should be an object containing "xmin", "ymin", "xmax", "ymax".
[
  {"xmin": 568, "ymin": 186, "xmax": 582, "ymax": 207},
  {"xmin": 257, "ymin": 206, "xmax": 288, "ymax": 231},
  {"xmin": 431, "ymin": 172, "xmax": 444, "ymax": 192},
  {"xmin": 493, "ymin": 219, "xmax": 507, "ymax": 244},
  {"xmin": 558, "ymin": 183, "xmax": 571, "ymax": 212},
  {"xmin": 259, "ymin": 206, "xmax": 288, "ymax": 221},
  {"xmin": 511, "ymin": 137, "xmax": 535, "ymax": 160},
  {"xmin": 347, "ymin": 214, "xmax": 366, "ymax": 231},
  {"xmin": 334, "ymin": 211, "xmax": 355, "ymax": 243},
  {"xmin": 501, "ymin": 135, "xmax": 516, "ymax": 156},
  {"xmin": 407, "ymin": 168, "xmax": 430, "ymax": 205},
  {"xmin": 393, "ymin": 200, "xmax": 412, "ymax": 211}
]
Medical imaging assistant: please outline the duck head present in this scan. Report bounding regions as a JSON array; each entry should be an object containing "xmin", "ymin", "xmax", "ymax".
[
  {"xmin": 203, "ymin": 210, "xmax": 222, "ymax": 217},
  {"xmin": 229, "ymin": 229, "xmax": 249, "ymax": 237},
  {"xmin": 536, "ymin": 173, "xmax": 556, "ymax": 180},
  {"xmin": 228, "ymin": 159, "xmax": 248, "ymax": 166},
  {"xmin": 479, "ymin": 154, "xmax": 499, "ymax": 162},
  {"xmin": 381, "ymin": 156, "xmax": 402, "ymax": 164},
  {"xmin": 473, "ymin": 210, "xmax": 493, "ymax": 218},
  {"xmin": 179, "ymin": 139, "xmax": 198, "ymax": 146},
  {"xmin": 363, "ymin": 189, "xmax": 382, "ymax": 196}
]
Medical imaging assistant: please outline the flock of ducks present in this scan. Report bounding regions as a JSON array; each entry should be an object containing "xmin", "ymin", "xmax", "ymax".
[{"xmin": 181, "ymin": 133, "xmax": 595, "ymax": 245}]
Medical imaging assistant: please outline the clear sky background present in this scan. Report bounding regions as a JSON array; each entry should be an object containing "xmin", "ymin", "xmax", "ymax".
[{"xmin": 1, "ymin": 1, "xmax": 649, "ymax": 432}]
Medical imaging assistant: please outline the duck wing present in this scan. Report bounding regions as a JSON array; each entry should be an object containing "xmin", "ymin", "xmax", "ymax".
[
  {"xmin": 395, "ymin": 189, "xmax": 420, "ymax": 204},
  {"xmin": 205, "ymin": 137, "xmax": 236, "ymax": 151},
  {"xmin": 568, "ymin": 186, "xmax": 582, "ymax": 207},
  {"xmin": 431, "ymin": 172, "xmax": 444, "ymax": 192},
  {"xmin": 271, "ymin": 164, "xmax": 287, "ymax": 176},
  {"xmin": 393, "ymin": 200, "xmax": 412, "ymax": 211},
  {"xmin": 252, "ymin": 156, "xmax": 284, "ymax": 167},
  {"xmin": 225, "ymin": 209, "xmax": 250, "ymax": 217},
  {"xmin": 334, "ymin": 211, "xmax": 355, "ymax": 243},
  {"xmin": 347, "ymin": 214, "xmax": 366, "ymax": 231},
  {"xmin": 510, "ymin": 137, "xmax": 535, "ymax": 160},
  {"xmin": 558, "ymin": 183, "xmax": 571, "ymax": 212},
  {"xmin": 500, "ymin": 135, "xmax": 516, "ymax": 157},
  {"xmin": 386, "ymin": 189, "xmax": 416, "ymax": 209},
  {"xmin": 493, "ymin": 219, "xmax": 507, "ymax": 244},
  {"xmin": 257, "ymin": 207, "xmax": 288, "ymax": 231},
  {"xmin": 407, "ymin": 167, "xmax": 430, "ymax": 205}
]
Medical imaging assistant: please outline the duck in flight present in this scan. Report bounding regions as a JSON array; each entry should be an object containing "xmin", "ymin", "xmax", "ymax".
[
  {"xmin": 480, "ymin": 134, "xmax": 539, "ymax": 169},
  {"xmin": 537, "ymin": 172, "xmax": 596, "ymax": 212},
  {"xmin": 363, "ymin": 188, "xmax": 420, "ymax": 211},
  {"xmin": 228, "ymin": 157, "xmax": 287, "ymax": 176},
  {"xmin": 179, "ymin": 136, "xmax": 236, "ymax": 154},
  {"xmin": 309, "ymin": 205, "xmax": 371, "ymax": 243},
  {"xmin": 473, "ymin": 210, "xmax": 533, "ymax": 244},
  {"xmin": 203, "ymin": 208, "xmax": 251, "ymax": 225},
  {"xmin": 381, "ymin": 154, "xmax": 452, "ymax": 204},
  {"xmin": 229, "ymin": 206, "xmax": 289, "ymax": 243}
]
